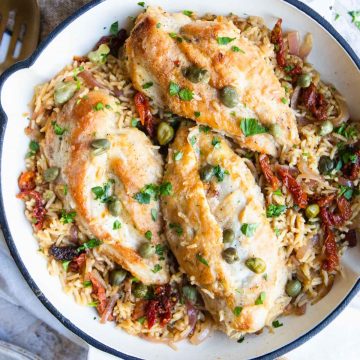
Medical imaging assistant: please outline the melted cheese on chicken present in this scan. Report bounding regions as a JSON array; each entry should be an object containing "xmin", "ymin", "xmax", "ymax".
[
  {"xmin": 44, "ymin": 89, "xmax": 169, "ymax": 284},
  {"xmin": 126, "ymin": 7, "xmax": 299, "ymax": 156},
  {"xmin": 162, "ymin": 124, "xmax": 289, "ymax": 334}
]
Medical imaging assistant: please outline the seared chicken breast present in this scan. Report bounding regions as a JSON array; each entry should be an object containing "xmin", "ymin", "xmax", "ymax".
[
  {"xmin": 162, "ymin": 123, "xmax": 289, "ymax": 334},
  {"xmin": 45, "ymin": 89, "xmax": 169, "ymax": 284},
  {"xmin": 126, "ymin": 7, "xmax": 299, "ymax": 156}
]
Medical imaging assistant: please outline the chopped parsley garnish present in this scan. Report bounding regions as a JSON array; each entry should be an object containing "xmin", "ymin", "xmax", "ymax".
[
  {"xmin": 27, "ymin": 140, "xmax": 39, "ymax": 157},
  {"xmin": 194, "ymin": 111, "xmax": 201, "ymax": 118},
  {"xmin": 152, "ymin": 264, "xmax": 162, "ymax": 273},
  {"xmin": 213, "ymin": 165, "xmax": 229, "ymax": 182},
  {"xmin": 179, "ymin": 88, "xmax": 194, "ymax": 101},
  {"xmin": 83, "ymin": 280, "xmax": 92, "ymax": 287},
  {"xmin": 241, "ymin": 223, "xmax": 258, "ymax": 237},
  {"xmin": 110, "ymin": 21, "xmax": 119, "ymax": 36},
  {"xmin": 131, "ymin": 118, "xmax": 139, "ymax": 127},
  {"xmin": 60, "ymin": 210, "xmax": 76, "ymax": 224},
  {"xmin": 189, "ymin": 136, "xmax": 197, "ymax": 146},
  {"xmin": 272, "ymin": 320, "xmax": 283, "ymax": 328},
  {"xmin": 105, "ymin": 104, "xmax": 112, "ymax": 110},
  {"xmin": 77, "ymin": 238, "xmax": 102, "ymax": 252},
  {"xmin": 335, "ymin": 13, "xmax": 340, "ymax": 21},
  {"xmin": 348, "ymin": 11, "xmax": 360, "ymax": 30},
  {"xmin": 113, "ymin": 220, "xmax": 121, "ymax": 230},
  {"xmin": 281, "ymin": 97, "xmax": 288, "ymax": 104},
  {"xmin": 63, "ymin": 184, "xmax": 68, "ymax": 196},
  {"xmin": 51, "ymin": 121, "xmax": 66, "ymax": 136},
  {"xmin": 134, "ymin": 192, "xmax": 151, "ymax": 204},
  {"xmin": 138, "ymin": 316, "xmax": 146, "ymax": 324},
  {"xmin": 196, "ymin": 253, "xmax": 209, "ymax": 267},
  {"xmin": 240, "ymin": 118, "xmax": 268, "ymax": 137},
  {"xmin": 91, "ymin": 181, "xmax": 113, "ymax": 203},
  {"xmin": 266, "ymin": 204, "xmax": 286, "ymax": 217},
  {"xmin": 173, "ymin": 150, "xmax": 183, "ymax": 161},
  {"xmin": 151, "ymin": 208, "xmax": 158, "ymax": 221},
  {"xmin": 142, "ymin": 81, "xmax": 153, "ymax": 89},
  {"xmin": 255, "ymin": 291, "xmax": 266, "ymax": 305},
  {"xmin": 339, "ymin": 185, "xmax": 353, "ymax": 200},
  {"xmin": 137, "ymin": 2, "xmax": 145, "ymax": 7},
  {"xmin": 217, "ymin": 37, "xmax": 236, "ymax": 45},
  {"xmin": 199, "ymin": 125, "xmax": 211, "ymax": 133},
  {"xmin": 335, "ymin": 123, "xmax": 358, "ymax": 139},
  {"xmin": 182, "ymin": 10, "xmax": 193, "ymax": 17},
  {"xmin": 169, "ymin": 81, "xmax": 181, "ymax": 96},
  {"xmin": 231, "ymin": 46, "xmax": 245, "ymax": 53},
  {"xmin": 155, "ymin": 244, "xmax": 165, "ymax": 257},
  {"xmin": 237, "ymin": 336, "xmax": 245, "ymax": 343},
  {"xmin": 62, "ymin": 260, "xmax": 71, "ymax": 271},
  {"xmin": 212, "ymin": 137, "xmax": 221, "ymax": 148},
  {"xmin": 168, "ymin": 32, "xmax": 183, "ymax": 43},
  {"xmin": 145, "ymin": 230, "xmax": 152, "ymax": 240},
  {"xmin": 88, "ymin": 301, "xmax": 99, "ymax": 307},
  {"xmin": 169, "ymin": 81, "xmax": 193, "ymax": 100},
  {"xmin": 274, "ymin": 228, "xmax": 281, "ymax": 237},
  {"xmin": 94, "ymin": 102, "xmax": 105, "ymax": 111},
  {"xmin": 233, "ymin": 306, "xmax": 243, "ymax": 317},
  {"xmin": 160, "ymin": 182, "xmax": 173, "ymax": 196},
  {"xmin": 169, "ymin": 223, "xmax": 183, "ymax": 235},
  {"xmin": 156, "ymin": 23, "xmax": 161, "ymax": 28},
  {"xmin": 263, "ymin": 273, "xmax": 268, "ymax": 281},
  {"xmin": 134, "ymin": 182, "xmax": 172, "ymax": 204},
  {"xmin": 273, "ymin": 189, "xmax": 282, "ymax": 196}
]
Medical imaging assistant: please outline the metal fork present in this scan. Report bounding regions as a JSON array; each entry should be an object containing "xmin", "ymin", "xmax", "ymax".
[{"xmin": 0, "ymin": 0, "xmax": 40, "ymax": 74}]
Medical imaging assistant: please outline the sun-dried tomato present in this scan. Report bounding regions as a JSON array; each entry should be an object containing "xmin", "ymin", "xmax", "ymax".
[
  {"xmin": 69, "ymin": 253, "xmax": 87, "ymax": 272},
  {"xmin": 94, "ymin": 28, "xmax": 127, "ymax": 56},
  {"xmin": 259, "ymin": 154, "xmax": 280, "ymax": 190},
  {"xmin": 317, "ymin": 194, "xmax": 335, "ymax": 208},
  {"xmin": 132, "ymin": 299, "xmax": 147, "ymax": 321},
  {"xmin": 18, "ymin": 171, "xmax": 36, "ymax": 191},
  {"xmin": 17, "ymin": 190, "xmax": 46, "ymax": 230},
  {"xmin": 322, "ymin": 226, "xmax": 339, "ymax": 272},
  {"xmin": 270, "ymin": 19, "xmax": 286, "ymax": 67},
  {"xmin": 342, "ymin": 150, "xmax": 360, "ymax": 181},
  {"xmin": 145, "ymin": 284, "xmax": 174, "ymax": 329},
  {"xmin": 336, "ymin": 196, "xmax": 352, "ymax": 222},
  {"xmin": 286, "ymin": 64, "xmax": 302, "ymax": 76},
  {"xmin": 134, "ymin": 92, "xmax": 155, "ymax": 137},
  {"xmin": 301, "ymin": 83, "xmax": 328, "ymax": 121},
  {"xmin": 49, "ymin": 244, "xmax": 79, "ymax": 261},
  {"xmin": 318, "ymin": 195, "xmax": 352, "ymax": 227},
  {"xmin": 89, "ymin": 273, "xmax": 108, "ymax": 315},
  {"xmin": 277, "ymin": 167, "xmax": 308, "ymax": 208}
]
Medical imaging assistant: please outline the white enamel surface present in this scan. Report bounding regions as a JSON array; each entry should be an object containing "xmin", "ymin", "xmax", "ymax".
[{"xmin": 0, "ymin": 0, "xmax": 359, "ymax": 359}]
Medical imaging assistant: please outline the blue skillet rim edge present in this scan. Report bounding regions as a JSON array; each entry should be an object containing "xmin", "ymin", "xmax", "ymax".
[{"xmin": 0, "ymin": 0, "xmax": 359, "ymax": 359}]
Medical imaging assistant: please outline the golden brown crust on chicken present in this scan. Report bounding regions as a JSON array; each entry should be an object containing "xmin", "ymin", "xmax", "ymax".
[{"xmin": 126, "ymin": 7, "xmax": 299, "ymax": 156}]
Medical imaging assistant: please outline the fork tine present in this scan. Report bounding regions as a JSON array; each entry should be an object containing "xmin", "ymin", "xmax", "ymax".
[
  {"xmin": 0, "ymin": 4, "xmax": 10, "ymax": 44},
  {"xmin": 6, "ymin": 13, "xmax": 23, "ymax": 62}
]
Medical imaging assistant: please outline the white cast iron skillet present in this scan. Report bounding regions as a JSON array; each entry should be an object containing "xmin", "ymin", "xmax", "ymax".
[{"xmin": 0, "ymin": 0, "xmax": 359, "ymax": 359}]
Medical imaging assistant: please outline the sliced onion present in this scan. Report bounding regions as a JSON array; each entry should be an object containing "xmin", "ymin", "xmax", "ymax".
[
  {"xmin": 100, "ymin": 293, "xmax": 119, "ymax": 323},
  {"xmin": 291, "ymin": 86, "xmax": 301, "ymax": 110},
  {"xmin": 78, "ymin": 70, "xmax": 106, "ymax": 89},
  {"xmin": 337, "ymin": 176, "xmax": 353, "ymax": 187},
  {"xmin": 332, "ymin": 91, "xmax": 350, "ymax": 126},
  {"xmin": 299, "ymin": 33, "xmax": 313, "ymax": 59},
  {"xmin": 70, "ymin": 224, "xmax": 79, "ymax": 244},
  {"xmin": 123, "ymin": 278, "xmax": 132, "ymax": 302},
  {"xmin": 311, "ymin": 275, "xmax": 334, "ymax": 305},
  {"xmin": 189, "ymin": 317, "xmax": 212, "ymax": 345},
  {"xmin": 287, "ymin": 31, "xmax": 300, "ymax": 56},
  {"xmin": 91, "ymin": 269, "xmax": 107, "ymax": 289}
]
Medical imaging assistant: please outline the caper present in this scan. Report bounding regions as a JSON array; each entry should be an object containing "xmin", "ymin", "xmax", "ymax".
[
  {"xmin": 318, "ymin": 156, "xmax": 334, "ymax": 174},
  {"xmin": 223, "ymin": 229, "xmax": 235, "ymax": 243},
  {"xmin": 157, "ymin": 122, "xmax": 174, "ymax": 145},
  {"xmin": 269, "ymin": 124, "xmax": 283, "ymax": 139},
  {"xmin": 90, "ymin": 138, "xmax": 110, "ymax": 155},
  {"xmin": 44, "ymin": 167, "xmax": 60, "ymax": 182},
  {"xmin": 222, "ymin": 247, "xmax": 239, "ymax": 264},
  {"xmin": 200, "ymin": 164, "xmax": 214, "ymax": 182},
  {"xmin": 305, "ymin": 204, "xmax": 320, "ymax": 219},
  {"xmin": 245, "ymin": 257, "xmax": 266, "ymax": 274},
  {"xmin": 182, "ymin": 65, "xmax": 210, "ymax": 84},
  {"xmin": 109, "ymin": 268, "xmax": 127, "ymax": 286},
  {"xmin": 108, "ymin": 198, "xmax": 121, "ymax": 216},
  {"xmin": 54, "ymin": 81, "xmax": 78, "ymax": 105},
  {"xmin": 88, "ymin": 43, "xmax": 110, "ymax": 64},
  {"xmin": 285, "ymin": 279, "xmax": 302, "ymax": 297},
  {"xmin": 138, "ymin": 243, "xmax": 155, "ymax": 258},
  {"xmin": 133, "ymin": 283, "xmax": 148, "ymax": 298},
  {"xmin": 296, "ymin": 74, "xmax": 311, "ymax": 88},
  {"xmin": 319, "ymin": 120, "xmax": 333, "ymax": 136},
  {"xmin": 219, "ymin": 86, "xmax": 239, "ymax": 108},
  {"xmin": 182, "ymin": 285, "xmax": 197, "ymax": 303}
]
